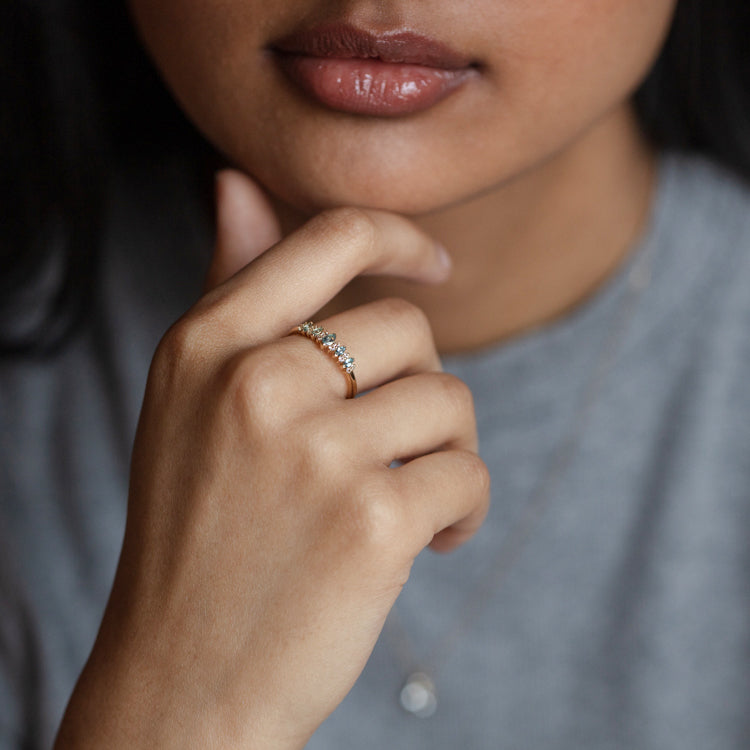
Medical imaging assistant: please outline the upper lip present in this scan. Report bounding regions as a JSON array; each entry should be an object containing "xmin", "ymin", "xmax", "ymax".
[{"xmin": 271, "ymin": 23, "xmax": 477, "ymax": 70}]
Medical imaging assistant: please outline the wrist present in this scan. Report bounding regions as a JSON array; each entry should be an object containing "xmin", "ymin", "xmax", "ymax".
[{"xmin": 54, "ymin": 626, "xmax": 298, "ymax": 750}]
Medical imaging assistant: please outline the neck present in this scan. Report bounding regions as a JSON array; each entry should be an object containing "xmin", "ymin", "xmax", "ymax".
[{"xmin": 290, "ymin": 103, "xmax": 656, "ymax": 354}]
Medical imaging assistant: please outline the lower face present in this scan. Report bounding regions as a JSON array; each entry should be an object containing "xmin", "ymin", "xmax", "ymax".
[{"xmin": 127, "ymin": 0, "xmax": 678, "ymax": 215}]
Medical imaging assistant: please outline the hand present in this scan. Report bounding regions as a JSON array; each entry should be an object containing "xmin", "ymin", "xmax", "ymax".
[{"xmin": 56, "ymin": 171, "xmax": 490, "ymax": 749}]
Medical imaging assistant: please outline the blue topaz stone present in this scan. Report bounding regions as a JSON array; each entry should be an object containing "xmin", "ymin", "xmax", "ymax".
[{"xmin": 293, "ymin": 321, "xmax": 357, "ymax": 397}]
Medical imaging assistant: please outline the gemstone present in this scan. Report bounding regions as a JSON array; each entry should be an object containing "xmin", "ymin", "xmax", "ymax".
[
  {"xmin": 312, "ymin": 327, "xmax": 324, "ymax": 338},
  {"xmin": 334, "ymin": 345, "xmax": 346, "ymax": 357},
  {"xmin": 399, "ymin": 673, "xmax": 437, "ymax": 719},
  {"xmin": 321, "ymin": 333, "xmax": 336, "ymax": 346}
]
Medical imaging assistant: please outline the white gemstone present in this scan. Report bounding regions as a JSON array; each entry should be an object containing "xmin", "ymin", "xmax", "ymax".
[{"xmin": 399, "ymin": 673, "xmax": 437, "ymax": 719}]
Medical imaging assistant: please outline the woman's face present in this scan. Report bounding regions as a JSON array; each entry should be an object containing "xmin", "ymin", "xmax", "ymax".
[{"xmin": 127, "ymin": 0, "xmax": 677, "ymax": 215}]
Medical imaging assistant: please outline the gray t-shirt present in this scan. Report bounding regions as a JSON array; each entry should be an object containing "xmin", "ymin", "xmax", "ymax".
[{"xmin": 2, "ymin": 153, "xmax": 750, "ymax": 749}]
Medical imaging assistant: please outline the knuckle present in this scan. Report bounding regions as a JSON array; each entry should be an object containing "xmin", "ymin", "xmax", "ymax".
[
  {"xmin": 344, "ymin": 482, "xmax": 402, "ymax": 551},
  {"xmin": 152, "ymin": 314, "xmax": 212, "ymax": 379},
  {"xmin": 217, "ymin": 347, "xmax": 289, "ymax": 425},
  {"xmin": 376, "ymin": 297, "xmax": 432, "ymax": 339},
  {"xmin": 297, "ymin": 418, "xmax": 351, "ymax": 470},
  {"xmin": 293, "ymin": 428, "xmax": 404, "ymax": 551},
  {"xmin": 462, "ymin": 452, "xmax": 491, "ymax": 497},
  {"xmin": 314, "ymin": 206, "xmax": 379, "ymax": 256},
  {"xmin": 434, "ymin": 372, "xmax": 476, "ymax": 415}
]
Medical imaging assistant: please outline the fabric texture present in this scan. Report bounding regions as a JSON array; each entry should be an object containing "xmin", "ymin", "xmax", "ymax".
[{"xmin": 2, "ymin": 152, "xmax": 750, "ymax": 748}]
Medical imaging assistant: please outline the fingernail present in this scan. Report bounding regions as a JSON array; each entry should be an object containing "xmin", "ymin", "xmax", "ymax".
[{"xmin": 435, "ymin": 242, "xmax": 453, "ymax": 274}]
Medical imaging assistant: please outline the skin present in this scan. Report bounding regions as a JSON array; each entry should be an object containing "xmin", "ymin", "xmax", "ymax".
[
  {"xmin": 57, "ymin": 0, "xmax": 677, "ymax": 747},
  {"xmin": 127, "ymin": 0, "xmax": 676, "ymax": 350}
]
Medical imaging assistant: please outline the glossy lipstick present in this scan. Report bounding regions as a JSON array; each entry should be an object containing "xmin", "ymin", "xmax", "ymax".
[{"xmin": 272, "ymin": 24, "xmax": 479, "ymax": 117}]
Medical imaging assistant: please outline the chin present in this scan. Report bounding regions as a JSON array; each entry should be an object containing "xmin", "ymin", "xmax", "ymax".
[
  {"xmin": 271, "ymin": 180, "xmax": 461, "ymax": 216},
  {"xmin": 234, "ymin": 154, "xmax": 487, "ymax": 218}
]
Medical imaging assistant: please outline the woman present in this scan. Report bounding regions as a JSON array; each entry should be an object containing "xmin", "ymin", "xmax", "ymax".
[{"xmin": 2, "ymin": 0, "xmax": 750, "ymax": 747}]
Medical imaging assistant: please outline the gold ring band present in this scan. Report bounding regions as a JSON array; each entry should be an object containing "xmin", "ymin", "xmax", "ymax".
[{"xmin": 292, "ymin": 321, "xmax": 358, "ymax": 399}]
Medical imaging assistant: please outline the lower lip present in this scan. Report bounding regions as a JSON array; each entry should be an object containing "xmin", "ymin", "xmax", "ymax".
[{"xmin": 276, "ymin": 55, "xmax": 477, "ymax": 117}]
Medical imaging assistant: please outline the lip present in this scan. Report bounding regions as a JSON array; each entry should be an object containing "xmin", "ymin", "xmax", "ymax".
[{"xmin": 271, "ymin": 23, "xmax": 480, "ymax": 117}]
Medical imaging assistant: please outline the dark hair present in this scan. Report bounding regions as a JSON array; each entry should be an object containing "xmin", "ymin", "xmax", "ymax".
[
  {"xmin": 2, "ymin": 0, "xmax": 750, "ymax": 355},
  {"xmin": 1, "ymin": 0, "xmax": 212, "ymax": 356},
  {"xmin": 634, "ymin": 0, "xmax": 750, "ymax": 173}
]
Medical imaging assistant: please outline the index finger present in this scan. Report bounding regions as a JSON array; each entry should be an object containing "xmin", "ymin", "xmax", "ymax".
[{"xmin": 197, "ymin": 207, "xmax": 451, "ymax": 350}]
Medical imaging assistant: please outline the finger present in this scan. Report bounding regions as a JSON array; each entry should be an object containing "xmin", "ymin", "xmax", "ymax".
[
  {"xmin": 221, "ymin": 295, "xmax": 443, "ymax": 422},
  {"xmin": 391, "ymin": 450, "xmax": 491, "ymax": 554},
  {"xmin": 297, "ymin": 298, "xmax": 443, "ymax": 395},
  {"xmin": 349, "ymin": 372, "xmax": 478, "ymax": 460},
  {"xmin": 267, "ymin": 297, "xmax": 441, "ymax": 406},
  {"xmin": 204, "ymin": 169, "xmax": 282, "ymax": 292},
  {"xmin": 202, "ymin": 207, "xmax": 452, "ymax": 348}
]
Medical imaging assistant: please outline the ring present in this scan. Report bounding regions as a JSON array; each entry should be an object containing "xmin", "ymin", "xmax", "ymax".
[{"xmin": 292, "ymin": 321, "xmax": 358, "ymax": 399}]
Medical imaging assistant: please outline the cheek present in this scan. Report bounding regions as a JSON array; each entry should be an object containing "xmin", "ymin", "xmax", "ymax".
[
  {"xmin": 127, "ymin": 0, "xmax": 257, "ymax": 119},
  {"xmin": 471, "ymin": 1, "xmax": 676, "ymax": 153}
]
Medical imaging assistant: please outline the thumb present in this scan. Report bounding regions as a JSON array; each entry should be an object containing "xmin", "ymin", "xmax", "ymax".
[{"xmin": 204, "ymin": 169, "xmax": 283, "ymax": 291}]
